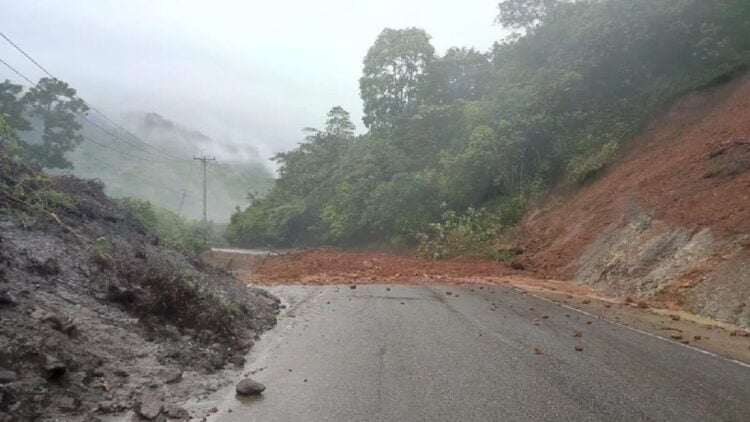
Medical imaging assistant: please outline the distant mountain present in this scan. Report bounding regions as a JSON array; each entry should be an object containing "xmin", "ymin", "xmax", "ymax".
[{"xmin": 63, "ymin": 112, "xmax": 274, "ymax": 222}]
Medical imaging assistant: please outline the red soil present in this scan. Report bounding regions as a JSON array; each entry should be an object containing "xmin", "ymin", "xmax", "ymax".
[
  {"xmin": 517, "ymin": 74, "xmax": 750, "ymax": 278},
  {"xmin": 249, "ymin": 248, "xmax": 519, "ymax": 285}
]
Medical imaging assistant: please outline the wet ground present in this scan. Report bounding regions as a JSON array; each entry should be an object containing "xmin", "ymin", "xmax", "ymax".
[{"xmin": 190, "ymin": 284, "xmax": 750, "ymax": 422}]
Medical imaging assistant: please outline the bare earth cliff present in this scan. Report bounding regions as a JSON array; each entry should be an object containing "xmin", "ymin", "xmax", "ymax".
[{"xmin": 518, "ymin": 74, "xmax": 750, "ymax": 328}]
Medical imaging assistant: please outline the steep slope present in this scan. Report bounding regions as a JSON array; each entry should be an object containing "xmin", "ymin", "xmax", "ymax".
[
  {"xmin": 0, "ymin": 154, "xmax": 278, "ymax": 421},
  {"xmin": 517, "ymin": 73, "xmax": 750, "ymax": 327}
]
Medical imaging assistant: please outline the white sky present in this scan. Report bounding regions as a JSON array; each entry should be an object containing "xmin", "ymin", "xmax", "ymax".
[{"xmin": 0, "ymin": 1, "xmax": 506, "ymax": 163}]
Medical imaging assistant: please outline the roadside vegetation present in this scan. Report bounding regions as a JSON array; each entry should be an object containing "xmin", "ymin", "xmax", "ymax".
[{"xmin": 226, "ymin": 0, "xmax": 750, "ymax": 256}]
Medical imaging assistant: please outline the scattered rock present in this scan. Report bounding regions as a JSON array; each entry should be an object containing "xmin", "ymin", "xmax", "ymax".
[
  {"xmin": 534, "ymin": 347, "xmax": 543, "ymax": 355},
  {"xmin": 574, "ymin": 345, "xmax": 584, "ymax": 352},
  {"xmin": 572, "ymin": 331, "xmax": 583, "ymax": 338},
  {"xmin": 445, "ymin": 291, "xmax": 452, "ymax": 296},
  {"xmin": 582, "ymin": 300, "xmax": 591, "ymax": 304},
  {"xmin": 135, "ymin": 395, "xmax": 164, "ymax": 420},
  {"xmin": 730, "ymin": 330, "xmax": 750, "ymax": 337},
  {"xmin": 693, "ymin": 335, "xmax": 702, "ymax": 341},
  {"xmin": 670, "ymin": 334, "xmax": 684, "ymax": 340},
  {"xmin": 235, "ymin": 378, "xmax": 265, "ymax": 396},
  {"xmin": 349, "ymin": 285, "xmax": 357, "ymax": 290},
  {"xmin": 164, "ymin": 404, "xmax": 189, "ymax": 419},
  {"xmin": 161, "ymin": 368, "xmax": 183, "ymax": 384},
  {"xmin": 0, "ymin": 368, "xmax": 18, "ymax": 383},
  {"xmin": 636, "ymin": 302, "xmax": 649, "ymax": 309},
  {"xmin": 41, "ymin": 313, "xmax": 64, "ymax": 331},
  {"xmin": 386, "ymin": 287, "xmax": 391, "ymax": 291},
  {"xmin": 669, "ymin": 314, "xmax": 681, "ymax": 321},
  {"xmin": 43, "ymin": 360, "xmax": 67, "ymax": 381},
  {"xmin": 0, "ymin": 290, "xmax": 16, "ymax": 306},
  {"xmin": 113, "ymin": 369, "xmax": 129, "ymax": 378}
]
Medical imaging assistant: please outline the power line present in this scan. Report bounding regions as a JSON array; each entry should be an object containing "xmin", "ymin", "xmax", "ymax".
[
  {"xmin": 0, "ymin": 55, "xmax": 200, "ymax": 212},
  {"xmin": 0, "ymin": 30, "xmax": 188, "ymax": 162},
  {"xmin": 0, "ymin": 56, "xmax": 177, "ymax": 165}
]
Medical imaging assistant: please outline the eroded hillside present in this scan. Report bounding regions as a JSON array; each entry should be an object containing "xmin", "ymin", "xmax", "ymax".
[
  {"xmin": 516, "ymin": 73, "xmax": 750, "ymax": 327},
  {"xmin": 0, "ymin": 154, "xmax": 278, "ymax": 421}
]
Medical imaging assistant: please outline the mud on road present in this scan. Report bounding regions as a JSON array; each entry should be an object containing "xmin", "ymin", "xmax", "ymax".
[{"xmin": 203, "ymin": 248, "xmax": 750, "ymax": 365}]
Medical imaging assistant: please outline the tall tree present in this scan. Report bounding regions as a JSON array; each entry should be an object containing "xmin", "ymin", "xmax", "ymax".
[
  {"xmin": 0, "ymin": 80, "xmax": 31, "ymax": 133},
  {"xmin": 324, "ymin": 106, "xmax": 356, "ymax": 138},
  {"xmin": 359, "ymin": 28, "xmax": 435, "ymax": 132},
  {"xmin": 23, "ymin": 77, "xmax": 88, "ymax": 169},
  {"xmin": 420, "ymin": 48, "xmax": 492, "ymax": 104},
  {"xmin": 496, "ymin": 0, "xmax": 567, "ymax": 32}
]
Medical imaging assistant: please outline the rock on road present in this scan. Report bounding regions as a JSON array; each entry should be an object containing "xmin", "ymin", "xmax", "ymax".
[{"xmin": 207, "ymin": 284, "xmax": 750, "ymax": 421}]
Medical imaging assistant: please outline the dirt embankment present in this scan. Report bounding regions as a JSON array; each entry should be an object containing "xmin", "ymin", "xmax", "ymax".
[
  {"xmin": 0, "ymin": 157, "xmax": 278, "ymax": 421},
  {"xmin": 514, "ymin": 73, "xmax": 750, "ymax": 328}
]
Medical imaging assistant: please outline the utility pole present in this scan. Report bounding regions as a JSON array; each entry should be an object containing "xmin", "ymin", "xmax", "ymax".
[
  {"xmin": 177, "ymin": 189, "xmax": 190, "ymax": 217},
  {"xmin": 193, "ymin": 154, "xmax": 216, "ymax": 246}
]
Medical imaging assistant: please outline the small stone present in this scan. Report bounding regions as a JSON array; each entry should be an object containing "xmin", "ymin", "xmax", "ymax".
[
  {"xmin": 574, "ymin": 345, "xmax": 584, "ymax": 352},
  {"xmin": 135, "ymin": 395, "xmax": 164, "ymax": 420},
  {"xmin": 534, "ymin": 347, "xmax": 543, "ymax": 355},
  {"xmin": 572, "ymin": 332, "xmax": 583, "ymax": 338},
  {"xmin": 43, "ymin": 361, "xmax": 66, "ymax": 380},
  {"xmin": 636, "ymin": 301, "xmax": 649, "ymax": 309},
  {"xmin": 0, "ymin": 290, "xmax": 15, "ymax": 306},
  {"xmin": 164, "ymin": 404, "xmax": 189, "ymax": 419},
  {"xmin": 98, "ymin": 400, "xmax": 114, "ymax": 413},
  {"xmin": 670, "ymin": 334, "xmax": 684, "ymax": 340},
  {"xmin": 41, "ymin": 314, "xmax": 64, "ymax": 331},
  {"xmin": 236, "ymin": 378, "xmax": 265, "ymax": 396},
  {"xmin": 0, "ymin": 368, "xmax": 18, "ymax": 383},
  {"xmin": 445, "ymin": 291, "xmax": 452, "ymax": 296},
  {"xmin": 693, "ymin": 335, "xmax": 702, "ymax": 341},
  {"xmin": 386, "ymin": 287, "xmax": 391, "ymax": 291},
  {"xmin": 349, "ymin": 285, "xmax": 357, "ymax": 290},
  {"xmin": 582, "ymin": 300, "xmax": 591, "ymax": 304},
  {"xmin": 669, "ymin": 314, "xmax": 681, "ymax": 321},
  {"xmin": 161, "ymin": 368, "xmax": 183, "ymax": 384},
  {"xmin": 730, "ymin": 330, "xmax": 750, "ymax": 337},
  {"xmin": 114, "ymin": 369, "xmax": 129, "ymax": 378}
]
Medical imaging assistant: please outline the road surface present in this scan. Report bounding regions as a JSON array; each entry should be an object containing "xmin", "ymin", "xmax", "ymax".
[{"xmin": 208, "ymin": 284, "xmax": 750, "ymax": 421}]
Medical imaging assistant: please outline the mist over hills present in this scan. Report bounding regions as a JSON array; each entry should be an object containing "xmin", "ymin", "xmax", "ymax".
[{"xmin": 62, "ymin": 111, "xmax": 274, "ymax": 222}]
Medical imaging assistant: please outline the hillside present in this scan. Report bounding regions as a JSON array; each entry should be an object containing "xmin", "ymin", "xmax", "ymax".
[
  {"xmin": 66, "ymin": 112, "xmax": 274, "ymax": 223},
  {"xmin": 516, "ymin": 73, "xmax": 750, "ymax": 327},
  {"xmin": 0, "ymin": 151, "xmax": 278, "ymax": 421}
]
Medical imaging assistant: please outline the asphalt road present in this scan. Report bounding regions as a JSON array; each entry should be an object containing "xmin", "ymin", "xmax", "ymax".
[{"xmin": 211, "ymin": 284, "xmax": 750, "ymax": 422}]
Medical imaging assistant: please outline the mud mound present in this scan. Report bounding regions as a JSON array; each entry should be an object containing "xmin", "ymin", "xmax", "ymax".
[
  {"xmin": 219, "ymin": 248, "xmax": 518, "ymax": 285},
  {"xmin": 0, "ymin": 155, "xmax": 278, "ymax": 421},
  {"xmin": 515, "ymin": 73, "xmax": 750, "ymax": 328}
]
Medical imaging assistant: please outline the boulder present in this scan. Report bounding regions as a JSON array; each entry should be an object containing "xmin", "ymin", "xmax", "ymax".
[{"xmin": 235, "ymin": 378, "xmax": 265, "ymax": 396}]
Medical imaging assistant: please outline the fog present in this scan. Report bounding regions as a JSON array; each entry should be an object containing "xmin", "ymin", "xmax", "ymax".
[{"xmin": 0, "ymin": 1, "xmax": 505, "ymax": 165}]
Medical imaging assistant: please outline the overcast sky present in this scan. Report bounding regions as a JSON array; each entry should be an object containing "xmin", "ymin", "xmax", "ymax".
[{"xmin": 0, "ymin": 1, "xmax": 506, "ymax": 164}]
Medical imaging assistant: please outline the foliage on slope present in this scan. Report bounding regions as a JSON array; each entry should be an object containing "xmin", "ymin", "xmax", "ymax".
[{"xmin": 227, "ymin": 0, "xmax": 750, "ymax": 252}]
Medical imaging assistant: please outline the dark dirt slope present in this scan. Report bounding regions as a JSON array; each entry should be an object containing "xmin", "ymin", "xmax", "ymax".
[
  {"xmin": 516, "ymin": 73, "xmax": 750, "ymax": 328},
  {"xmin": 0, "ymin": 155, "xmax": 278, "ymax": 421}
]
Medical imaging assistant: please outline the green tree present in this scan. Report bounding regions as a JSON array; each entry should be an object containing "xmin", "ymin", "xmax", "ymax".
[
  {"xmin": 0, "ymin": 80, "xmax": 31, "ymax": 133},
  {"xmin": 23, "ymin": 77, "xmax": 88, "ymax": 169},
  {"xmin": 496, "ymin": 0, "xmax": 567, "ymax": 32},
  {"xmin": 420, "ymin": 48, "xmax": 492, "ymax": 104},
  {"xmin": 324, "ymin": 106, "xmax": 356, "ymax": 137},
  {"xmin": 359, "ymin": 28, "xmax": 435, "ymax": 132}
]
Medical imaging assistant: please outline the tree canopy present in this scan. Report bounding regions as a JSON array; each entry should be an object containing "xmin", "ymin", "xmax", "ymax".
[{"xmin": 215, "ymin": 0, "xmax": 750, "ymax": 251}]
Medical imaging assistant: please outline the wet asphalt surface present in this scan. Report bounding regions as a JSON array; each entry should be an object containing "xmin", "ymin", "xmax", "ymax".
[{"xmin": 210, "ymin": 284, "xmax": 750, "ymax": 422}]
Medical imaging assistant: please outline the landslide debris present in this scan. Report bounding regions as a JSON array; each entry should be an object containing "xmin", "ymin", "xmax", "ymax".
[{"xmin": 0, "ymin": 154, "xmax": 278, "ymax": 421}]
